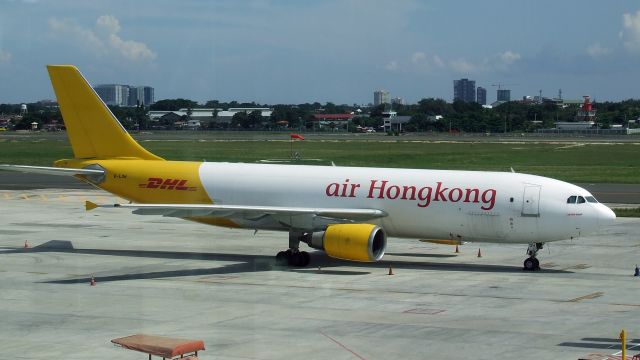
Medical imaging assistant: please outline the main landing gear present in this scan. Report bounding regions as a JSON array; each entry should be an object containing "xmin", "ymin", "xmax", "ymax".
[
  {"xmin": 523, "ymin": 242, "xmax": 544, "ymax": 271},
  {"xmin": 275, "ymin": 231, "xmax": 311, "ymax": 267}
]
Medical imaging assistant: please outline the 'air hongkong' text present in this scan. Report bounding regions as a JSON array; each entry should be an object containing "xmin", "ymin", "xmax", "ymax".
[{"xmin": 325, "ymin": 179, "xmax": 497, "ymax": 210}]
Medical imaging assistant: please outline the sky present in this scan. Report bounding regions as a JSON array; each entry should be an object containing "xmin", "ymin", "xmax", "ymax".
[{"xmin": 1, "ymin": 0, "xmax": 640, "ymax": 105}]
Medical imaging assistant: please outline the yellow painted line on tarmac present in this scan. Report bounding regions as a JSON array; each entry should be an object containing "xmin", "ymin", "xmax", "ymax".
[
  {"xmin": 20, "ymin": 193, "xmax": 30, "ymax": 200},
  {"xmin": 3, "ymin": 193, "xmax": 11, "ymax": 200},
  {"xmin": 39, "ymin": 194, "xmax": 48, "ymax": 201},
  {"xmin": 567, "ymin": 291, "xmax": 604, "ymax": 303}
]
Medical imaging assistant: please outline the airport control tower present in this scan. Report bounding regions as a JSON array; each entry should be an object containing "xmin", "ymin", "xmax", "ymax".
[{"xmin": 576, "ymin": 95, "xmax": 597, "ymax": 122}]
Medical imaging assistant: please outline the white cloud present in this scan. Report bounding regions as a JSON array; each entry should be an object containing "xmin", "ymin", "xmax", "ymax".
[
  {"xmin": 48, "ymin": 17, "xmax": 106, "ymax": 54},
  {"xmin": 432, "ymin": 55, "xmax": 445, "ymax": 68},
  {"xmin": 48, "ymin": 15, "xmax": 156, "ymax": 62},
  {"xmin": 622, "ymin": 10, "xmax": 640, "ymax": 51},
  {"xmin": 385, "ymin": 60, "xmax": 399, "ymax": 71},
  {"xmin": 449, "ymin": 58, "xmax": 476, "ymax": 73},
  {"xmin": 96, "ymin": 15, "xmax": 121, "ymax": 34},
  {"xmin": 0, "ymin": 50, "xmax": 11, "ymax": 64},
  {"xmin": 586, "ymin": 43, "xmax": 611, "ymax": 58},
  {"xmin": 108, "ymin": 34, "xmax": 156, "ymax": 61},
  {"xmin": 499, "ymin": 50, "xmax": 521, "ymax": 65},
  {"xmin": 413, "ymin": 50, "xmax": 520, "ymax": 75},
  {"xmin": 411, "ymin": 51, "xmax": 426, "ymax": 64}
]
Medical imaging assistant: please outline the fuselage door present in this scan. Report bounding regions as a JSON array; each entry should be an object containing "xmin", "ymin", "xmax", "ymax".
[{"xmin": 521, "ymin": 185, "xmax": 541, "ymax": 217}]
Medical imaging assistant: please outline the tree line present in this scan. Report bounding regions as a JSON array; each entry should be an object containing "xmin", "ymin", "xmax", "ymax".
[{"xmin": 2, "ymin": 98, "xmax": 639, "ymax": 132}]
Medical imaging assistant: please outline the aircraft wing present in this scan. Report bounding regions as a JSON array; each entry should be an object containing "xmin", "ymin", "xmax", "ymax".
[
  {"xmin": 86, "ymin": 201, "xmax": 387, "ymax": 222},
  {"xmin": 0, "ymin": 165, "xmax": 104, "ymax": 176}
]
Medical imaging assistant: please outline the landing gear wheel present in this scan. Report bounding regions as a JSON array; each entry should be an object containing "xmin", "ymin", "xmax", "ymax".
[
  {"xmin": 275, "ymin": 251, "xmax": 289, "ymax": 266},
  {"xmin": 301, "ymin": 251, "xmax": 310, "ymax": 266},
  {"xmin": 523, "ymin": 257, "xmax": 540, "ymax": 271},
  {"xmin": 275, "ymin": 250, "xmax": 310, "ymax": 267},
  {"xmin": 523, "ymin": 243, "xmax": 543, "ymax": 271},
  {"xmin": 288, "ymin": 251, "xmax": 310, "ymax": 267},
  {"xmin": 277, "ymin": 231, "xmax": 312, "ymax": 267}
]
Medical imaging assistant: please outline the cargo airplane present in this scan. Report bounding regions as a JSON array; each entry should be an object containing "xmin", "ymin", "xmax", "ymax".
[{"xmin": 0, "ymin": 65, "xmax": 617, "ymax": 271}]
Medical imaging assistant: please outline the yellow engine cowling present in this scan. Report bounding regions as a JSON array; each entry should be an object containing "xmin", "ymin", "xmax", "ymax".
[{"xmin": 310, "ymin": 224, "xmax": 386, "ymax": 262}]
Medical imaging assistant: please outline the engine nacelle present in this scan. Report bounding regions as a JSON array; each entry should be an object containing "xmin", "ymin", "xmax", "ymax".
[{"xmin": 309, "ymin": 224, "xmax": 386, "ymax": 262}]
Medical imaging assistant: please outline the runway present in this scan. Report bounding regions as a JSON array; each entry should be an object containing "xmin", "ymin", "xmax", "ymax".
[{"xmin": 1, "ymin": 188, "xmax": 639, "ymax": 359}]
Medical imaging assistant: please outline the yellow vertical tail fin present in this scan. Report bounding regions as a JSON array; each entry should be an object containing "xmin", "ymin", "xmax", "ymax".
[{"xmin": 47, "ymin": 65, "xmax": 163, "ymax": 161}]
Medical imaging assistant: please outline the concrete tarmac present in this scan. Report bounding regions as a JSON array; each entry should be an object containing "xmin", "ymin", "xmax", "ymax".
[{"xmin": 1, "ymin": 188, "xmax": 640, "ymax": 359}]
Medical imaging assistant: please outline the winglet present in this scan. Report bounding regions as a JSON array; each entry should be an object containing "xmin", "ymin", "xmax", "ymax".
[{"xmin": 85, "ymin": 201, "xmax": 99, "ymax": 211}]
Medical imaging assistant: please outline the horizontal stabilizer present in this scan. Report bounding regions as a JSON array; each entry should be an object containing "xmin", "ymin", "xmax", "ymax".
[
  {"xmin": 0, "ymin": 164, "xmax": 104, "ymax": 176},
  {"xmin": 85, "ymin": 201, "xmax": 99, "ymax": 211}
]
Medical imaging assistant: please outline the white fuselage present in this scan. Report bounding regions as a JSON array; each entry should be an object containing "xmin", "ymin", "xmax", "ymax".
[{"xmin": 198, "ymin": 163, "xmax": 615, "ymax": 244}]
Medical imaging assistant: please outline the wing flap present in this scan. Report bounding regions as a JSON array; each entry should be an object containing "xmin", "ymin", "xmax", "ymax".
[{"xmin": 88, "ymin": 202, "xmax": 387, "ymax": 222}]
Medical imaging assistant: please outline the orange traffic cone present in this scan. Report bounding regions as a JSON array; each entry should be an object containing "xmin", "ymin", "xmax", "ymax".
[
  {"xmin": 477, "ymin": 248, "xmax": 482, "ymax": 258},
  {"xmin": 24, "ymin": 240, "xmax": 29, "ymax": 249},
  {"xmin": 388, "ymin": 265, "xmax": 394, "ymax": 275},
  {"xmin": 90, "ymin": 277, "xmax": 96, "ymax": 286},
  {"xmin": 455, "ymin": 245, "xmax": 459, "ymax": 253}
]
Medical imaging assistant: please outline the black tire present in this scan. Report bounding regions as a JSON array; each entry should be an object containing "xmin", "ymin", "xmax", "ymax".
[
  {"xmin": 300, "ymin": 251, "xmax": 310, "ymax": 267},
  {"xmin": 288, "ymin": 251, "xmax": 310, "ymax": 267},
  {"xmin": 523, "ymin": 258, "xmax": 535, "ymax": 271},
  {"xmin": 532, "ymin": 257, "xmax": 540, "ymax": 270},
  {"xmin": 288, "ymin": 252, "xmax": 299, "ymax": 267},
  {"xmin": 275, "ymin": 251, "xmax": 288, "ymax": 265}
]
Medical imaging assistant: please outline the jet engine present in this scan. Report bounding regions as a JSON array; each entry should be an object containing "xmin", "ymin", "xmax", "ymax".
[{"xmin": 308, "ymin": 224, "xmax": 386, "ymax": 262}]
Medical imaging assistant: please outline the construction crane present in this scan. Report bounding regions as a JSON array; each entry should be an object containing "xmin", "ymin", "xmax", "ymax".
[{"xmin": 491, "ymin": 83, "xmax": 518, "ymax": 90}]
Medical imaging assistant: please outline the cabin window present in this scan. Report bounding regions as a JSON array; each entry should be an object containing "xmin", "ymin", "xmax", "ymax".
[
  {"xmin": 577, "ymin": 196, "xmax": 586, "ymax": 204},
  {"xmin": 567, "ymin": 196, "xmax": 577, "ymax": 204},
  {"xmin": 510, "ymin": 197, "xmax": 514, "ymax": 203},
  {"xmin": 585, "ymin": 196, "xmax": 598, "ymax": 203}
]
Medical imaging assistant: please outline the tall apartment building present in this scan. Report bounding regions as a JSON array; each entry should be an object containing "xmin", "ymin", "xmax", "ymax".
[
  {"xmin": 497, "ymin": 89, "xmax": 511, "ymax": 102},
  {"xmin": 94, "ymin": 84, "xmax": 155, "ymax": 107},
  {"xmin": 453, "ymin": 78, "xmax": 475, "ymax": 103},
  {"xmin": 373, "ymin": 90, "xmax": 390, "ymax": 106},
  {"xmin": 94, "ymin": 84, "xmax": 127, "ymax": 106},
  {"xmin": 476, "ymin": 86, "xmax": 487, "ymax": 105},
  {"xmin": 391, "ymin": 97, "xmax": 405, "ymax": 105}
]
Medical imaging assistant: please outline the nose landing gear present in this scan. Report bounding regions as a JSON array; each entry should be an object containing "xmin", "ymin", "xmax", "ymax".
[{"xmin": 524, "ymin": 242, "xmax": 544, "ymax": 271}]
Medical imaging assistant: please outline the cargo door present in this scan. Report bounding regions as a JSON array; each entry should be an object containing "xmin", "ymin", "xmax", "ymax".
[{"xmin": 521, "ymin": 185, "xmax": 541, "ymax": 217}]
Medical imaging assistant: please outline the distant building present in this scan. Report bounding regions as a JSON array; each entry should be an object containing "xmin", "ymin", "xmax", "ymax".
[
  {"xmin": 476, "ymin": 87, "xmax": 487, "ymax": 105},
  {"xmin": 391, "ymin": 97, "xmax": 405, "ymax": 105},
  {"xmin": 453, "ymin": 78, "xmax": 475, "ymax": 103},
  {"xmin": 497, "ymin": 89, "xmax": 511, "ymax": 102},
  {"xmin": 382, "ymin": 111, "xmax": 411, "ymax": 132},
  {"xmin": 94, "ymin": 84, "xmax": 154, "ymax": 107},
  {"xmin": 374, "ymin": 90, "xmax": 390, "ymax": 106},
  {"xmin": 148, "ymin": 107, "xmax": 273, "ymax": 127},
  {"xmin": 312, "ymin": 113, "xmax": 353, "ymax": 130},
  {"xmin": 94, "ymin": 84, "xmax": 127, "ymax": 106}
]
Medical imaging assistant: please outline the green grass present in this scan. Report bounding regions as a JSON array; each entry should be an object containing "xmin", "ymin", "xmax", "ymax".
[
  {"xmin": 1, "ymin": 133, "xmax": 639, "ymax": 184},
  {"xmin": 613, "ymin": 207, "xmax": 640, "ymax": 217}
]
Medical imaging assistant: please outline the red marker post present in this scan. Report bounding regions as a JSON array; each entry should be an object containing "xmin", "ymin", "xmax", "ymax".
[{"xmin": 290, "ymin": 133, "xmax": 304, "ymax": 159}]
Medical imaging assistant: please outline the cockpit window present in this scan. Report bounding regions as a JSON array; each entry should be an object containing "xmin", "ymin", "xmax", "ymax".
[
  {"xmin": 567, "ymin": 196, "xmax": 577, "ymax": 204},
  {"xmin": 585, "ymin": 196, "xmax": 598, "ymax": 203},
  {"xmin": 577, "ymin": 196, "xmax": 586, "ymax": 204}
]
